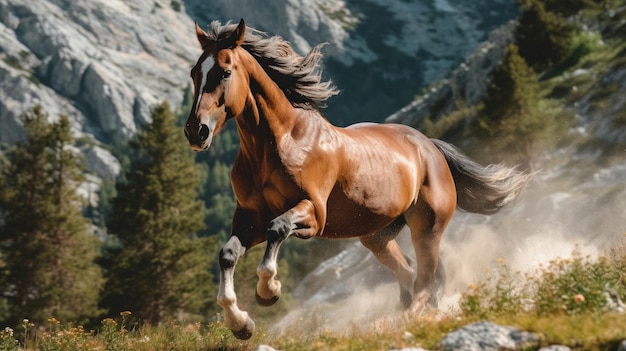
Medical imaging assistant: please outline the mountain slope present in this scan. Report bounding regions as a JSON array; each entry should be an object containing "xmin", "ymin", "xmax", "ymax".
[{"xmin": 0, "ymin": 0, "xmax": 200, "ymax": 178}]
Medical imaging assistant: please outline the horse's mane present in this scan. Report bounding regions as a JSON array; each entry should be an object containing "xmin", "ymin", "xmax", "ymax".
[{"xmin": 205, "ymin": 21, "xmax": 339, "ymax": 110}]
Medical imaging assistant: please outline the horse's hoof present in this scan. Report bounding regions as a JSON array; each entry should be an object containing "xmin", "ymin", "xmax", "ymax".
[
  {"xmin": 232, "ymin": 318, "xmax": 256, "ymax": 340},
  {"xmin": 428, "ymin": 293, "xmax": 440, "ymax": 308},
  {"xmin": 408, "ymin": 291, "xmax": 431, "ymax": 315},
  {"xmin": 400, "ymin": 288, "xmax": 412, "ymax": 309},
  {"xmin": 255, "ymin": 291, "xmax": 280, "ymax": 306}
]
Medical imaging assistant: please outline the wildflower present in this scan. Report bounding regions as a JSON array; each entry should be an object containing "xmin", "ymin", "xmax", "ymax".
[
  {"xmin": 497, "ymin": 257, "xmax": 505, "ymax": 264},
  {"xmin": 102, "ymin": 318, "xmax": 117, "ymax": 326},
  {"xmin": 120, "ymin": 311, "xmax": 132, "ymax": 317},
  {"xmin": 574, "ymin": 294, "xmax": 585, "ymax": 303},
  {"xmin": 4, "ymin": 327, "xmax": 13, "ymax": 337}
]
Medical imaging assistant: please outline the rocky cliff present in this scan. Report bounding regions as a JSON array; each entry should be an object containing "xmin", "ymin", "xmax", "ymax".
[{"xmin": 0, "ymin": 0, "xmax": 201, "ymax": 178}]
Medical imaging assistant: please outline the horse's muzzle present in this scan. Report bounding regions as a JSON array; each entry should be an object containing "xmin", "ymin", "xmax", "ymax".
[{"xmin": 184, "ymin": 123, "xmax": 211, "ymax": 151}]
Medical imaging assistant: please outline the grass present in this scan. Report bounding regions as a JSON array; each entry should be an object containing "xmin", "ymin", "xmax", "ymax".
[{"xmin": 2, "ymin": 241, "xmax": 624, "ymax": 351}]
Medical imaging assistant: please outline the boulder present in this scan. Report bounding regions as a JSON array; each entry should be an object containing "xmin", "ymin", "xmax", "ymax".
[{"xmin": 437, "ymin": 321, "xmax": 540, "ymax": 351}]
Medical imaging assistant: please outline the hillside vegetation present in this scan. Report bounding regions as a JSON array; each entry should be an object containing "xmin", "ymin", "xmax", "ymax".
[{"xmin": 419, "ymin": 0, "xmax": 626, "ymax": 168}]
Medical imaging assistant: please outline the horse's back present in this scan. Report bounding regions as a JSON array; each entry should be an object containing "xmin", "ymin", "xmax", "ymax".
[{"xmin": 342, "ymin": 122, "xmax": 442, "ymax": 169}]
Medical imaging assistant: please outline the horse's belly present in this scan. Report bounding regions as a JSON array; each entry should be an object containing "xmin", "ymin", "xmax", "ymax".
[{"xmin": 320, "ymin": 187, "xmax": 400, "ymax": 238}]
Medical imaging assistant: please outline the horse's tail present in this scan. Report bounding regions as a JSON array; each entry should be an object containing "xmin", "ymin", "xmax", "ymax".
[{"xmin": 430, "ymin": 138, "xmax": 532, "ymax": 215}]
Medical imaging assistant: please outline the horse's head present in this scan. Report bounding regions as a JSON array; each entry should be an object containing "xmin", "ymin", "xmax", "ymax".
[{"xmin": 184, "ymin": 19, "xmax": 249, "ymax": 151}]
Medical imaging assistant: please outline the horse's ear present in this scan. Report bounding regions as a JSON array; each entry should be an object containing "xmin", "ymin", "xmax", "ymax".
[
  {"xmin": 233, "ymin": 18, "xmax": 246, "ymax": 47},
  {"xmin": 195, "ymin": 22, "xmax": 214, "ymax": 51}
]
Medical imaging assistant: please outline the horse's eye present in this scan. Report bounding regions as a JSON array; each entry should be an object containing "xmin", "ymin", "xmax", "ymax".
[{"xmin": 222, "ymin": 70, "xmax": 232, "ymax": 79}]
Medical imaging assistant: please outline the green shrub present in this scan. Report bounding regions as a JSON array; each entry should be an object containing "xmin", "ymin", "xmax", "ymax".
[
  {"xmin": 460, "ymin": 259, "xmax": 527, "ymax": 319},
  {"xmin": 532, "ymin": 248, "xmax": 626, "ymax": 315},
  {"xmin": 460, "ymin": 243, "xmax": 626, "ymax": 320}
]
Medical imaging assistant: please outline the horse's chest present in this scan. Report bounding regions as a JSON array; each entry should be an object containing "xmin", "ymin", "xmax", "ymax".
[
  {"xmin": 260, "ymin": 167, "xmax": 303, "ymax": 215},
  {"xmin": 233, "ymin": 139, "xmax": 313, "ymax": 216},
  {"xmin": 235, "ymin": 165, "xmax": 302, "ymax": 216}
]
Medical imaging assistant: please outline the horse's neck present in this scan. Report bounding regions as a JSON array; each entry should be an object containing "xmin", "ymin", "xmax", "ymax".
[
  {"xmin": 236, "ymin": 53, "xmax": 304, "ymax": 155},
  {"xmin": 235, "ymin": 50, "xmax": 335, "ymax": 166}
]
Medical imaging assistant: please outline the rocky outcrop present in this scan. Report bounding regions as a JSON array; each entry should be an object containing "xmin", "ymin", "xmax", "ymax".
[
  {"xmin": 0, "ymin": 0, "xmax": 199, "ymax": 178},
  {"xmin": 386, "ymin": 21, "xmax": 515, "ymax": 128},
  {"xmin": 436, "ymin": 321, "xmax": 540, "ymax": 351},
  {"xmin": 0, "ymin": 0, "xmax": 198, "ymax": 142}
]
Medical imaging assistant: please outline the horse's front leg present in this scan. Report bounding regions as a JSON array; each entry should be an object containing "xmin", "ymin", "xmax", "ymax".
[
  {"xmin": 256, "ymin": 199, "xmax": 319, "ymax": 306},
  {"xmin": 217, "ymin": 235, "xmax": 255, "ymax": 340}
]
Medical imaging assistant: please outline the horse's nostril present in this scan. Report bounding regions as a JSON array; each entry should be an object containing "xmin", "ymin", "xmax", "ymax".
[{"xmin": 198, "ymin": 124, "xmax": 210, "ymax": 142}]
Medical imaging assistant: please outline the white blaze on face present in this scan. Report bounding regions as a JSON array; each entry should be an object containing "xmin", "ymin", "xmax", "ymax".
[{"xmin": 195, "ymin": 55, "xmax": 215, "ymax": 113}]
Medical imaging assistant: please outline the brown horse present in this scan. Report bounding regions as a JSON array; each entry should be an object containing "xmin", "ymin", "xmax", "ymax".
[{"xmin": 184, "ymin": 19, "xmax": 530, "ymax": 339}]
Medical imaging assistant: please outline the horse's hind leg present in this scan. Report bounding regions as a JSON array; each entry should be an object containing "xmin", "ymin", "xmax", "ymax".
[
  {"xmin": 404, "ymin": 191, "xmax": 454, "ymax": 308},
  {"xmin": 359, "ymin": 217, "xmax": 415, "ymax": 308}
]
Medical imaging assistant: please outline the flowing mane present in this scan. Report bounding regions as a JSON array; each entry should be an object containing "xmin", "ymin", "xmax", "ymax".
[{"xmin": 204, "ymin": 21, "xmax": 339, "ymax": 109}]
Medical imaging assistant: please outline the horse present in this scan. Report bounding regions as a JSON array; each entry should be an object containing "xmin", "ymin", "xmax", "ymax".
[{"xmin": 184, "ymin": 19, "xmax": 530, "ymax": 340}]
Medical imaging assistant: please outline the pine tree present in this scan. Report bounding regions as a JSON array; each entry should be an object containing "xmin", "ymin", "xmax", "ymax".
[
  {"xmin": 475, "ymin": 44, "xmax": 544, "ymax": 169},
  {"xmin": 102, "ymin": 102, "xmax": 216, "ymax": 324},
  {"xmin": 515, "ymin": 0, "xmax": 575, "ymax": 71},
  {"xmin": 0, "ymin": 106, "xmax": 103, "ymax": 326},
  {"xmin": 542, "ymin": 0, "xmax": 599, "ymax": 17}
]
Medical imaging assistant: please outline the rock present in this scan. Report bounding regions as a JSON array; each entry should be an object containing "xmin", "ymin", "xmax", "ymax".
[
  {"xmin": 437, "ymin": 321, "xmax": 540, "ymax": 351},
  {"xmin": 619, "ymin": 340, "xmax": 626, "ymax": 351},
  {"xmin": 82, "ymin": 144, "xmax": 121, "ymax": 179},
  {"xmin": 389, "ymin": 348, "xmax": 430, "ymax": 351},
  {"xmin": 290, "ymin": 241, "xmax": 396, "ymax": 305},
  {"xmin": 254, "ymin": 345, "xmax": 278, "ymax": 351},
  {"xmin": 538, "ymin": 346, "xmax": 571, "ymax": 351}
]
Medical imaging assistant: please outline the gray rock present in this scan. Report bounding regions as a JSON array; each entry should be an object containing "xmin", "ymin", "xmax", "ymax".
[
  {"xmin": 618, "ymin": 339, "xmax": 626, "ymax": 351},
  {"xmin": 437, "ymin": 321, "xmax": 540, "ymax": 351},
  {"xmin": 82, "ymin": 144, "xmax": 121, "ymax": 179},
  {"xmin": 254, "ymin": 345, "xmax": 278, "ymax": 351},
  {"xmin": 538, "ymin": 346, "xmax": 571, "ymax": 351}
]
